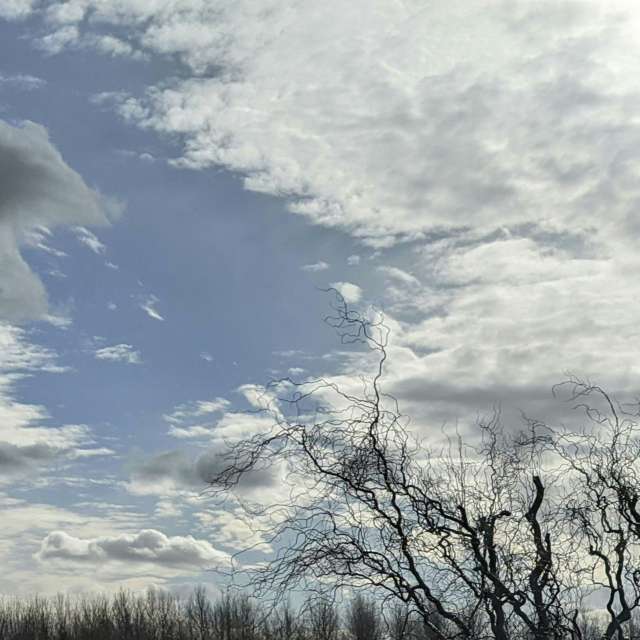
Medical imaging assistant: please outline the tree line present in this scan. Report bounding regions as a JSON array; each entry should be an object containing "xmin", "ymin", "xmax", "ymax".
[{"xmin": 1, "ymin": 587, "xmax": 637, "ymax": 640}]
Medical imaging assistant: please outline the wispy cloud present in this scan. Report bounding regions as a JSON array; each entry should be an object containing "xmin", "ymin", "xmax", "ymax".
[
  {"xmin": 72, "ymin": 226, "xmax": 106, "ymax": 255},
  {"xmin": 0, "ymin": 72, "xmax": 45, "ymax": 90},
  {"xmin": 301, "ymin": 261, "xmax": 329, "ymax": 272},
  {"xmin": 94, "ymin": 343, "xmax": 142, "ymax": 365},
  {"xmin": 139, "ymin": 294, "xmax": 164, "ymax": 321}
]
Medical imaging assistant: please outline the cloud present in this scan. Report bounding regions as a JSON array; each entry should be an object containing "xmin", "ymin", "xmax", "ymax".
[
  {"xmin": 38, "ymin": 25, "xmax": 80, "ymax": 55},
  {"xmin": 0, "ymin": 324, "xmax": 108, "ymax": 477},
  {"xmin": 0, "ymin": 0, "xmax": 35, "ymax": 20},
  {"xmin": 15, "ymin": 1, "xmax": 640, "ymax": 434},
  {"xmin": 37, "ymin": 528, "xmax": 229, "ymax": 569},
  {"xmin": 330, "ymin": 281, "xmax": 362, "ymax": 304},
  {"xmin": 72, "ymin": 226, "xmax": 106, "ymax": 254},
  {"xmin": 94, "ymin": 343, "xmax": 142, "ymax": 364},
  {"xmin": 0, "ymin": 442, "xmax": 58, "ymax": 473},
  {"xmin": 128, "ymin": 445, "xmax": 279, "ymax": 497},
  {"xmin": 0, "ymin": 73, "xmax": 46, "ymax": 90},
  {"xmin": 301, "ymin": 261, "xmax": 329, "ymax": 272},
  {"xmin": 164, "ymin": 398, "xmax": 233, "ymax": 439},
  {"xmin": 29, "ymin": 1, "xmax": 640, "ymax": 246},
  {"xmin": 164, "ymin": 398, "xmax": 230, "ymax": 426},
  {"xmin": 139, "ymin": 294, "xmax": 164, "ymax": 321},
  {"xmin": 376, "ymin": 266, "xmax": 420, "ymax": 287},
  {"xmin": 347, "ymin": 255, "xmax": 360, "ymax": 266},
  {"xmin": 0, "ymin": 120, "xmax": 112, "ymax": 321}
]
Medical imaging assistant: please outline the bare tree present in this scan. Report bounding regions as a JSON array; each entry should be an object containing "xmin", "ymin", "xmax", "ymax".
[
  {"xmin": 554, "ymin": 379, "xmax": 640, "ymax": 640},
  {"xmin": 304, "ymin": 598, "xmax": 340, "ymax": 640},
  {"xmin": 207, "ymin": 293, "xmax": 597, "ymax": 639},
  {"xmin": 209, "ymin": 294, "xmax": 473, "ymax": 637},
  {"xmin": 202, "ymin": 292, "xmax": 640, "ymax": 639},
  {"xmin": 346, "ymin": 593, "xmax": 383, "ymax": 640}
]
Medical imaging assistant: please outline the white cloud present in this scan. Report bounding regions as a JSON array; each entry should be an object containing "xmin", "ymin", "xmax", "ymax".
[
  {"xmin": 376, "ymin": 266, "xmax": 420, "ymax": 287},
  {"xmin": 0, "ymin": 72, "xmax": 46, "ymax": 90},
  {"xmin": 0, "ymin": 324, "xmax": 106, "ymax": 477},
  {"xmin": 90, "ymin": 34, "xmax": 139, "ymax": 59},
  {"xmin": 301, "ymin": 261, "xmax": 329, "ymax": 272},
  {"xmin": 330, "ymin": 281, "xmax": 362, "ymax": 304},
  {"xmin": 32, "ymin": 1, "xmax": 640, "ymax": 246},
  {"xmin": 0, "ymin": 0, "xmax": 36, "ymax": 20},
  {"xmin": 94, "ymin": 343, "xmax": 142, "ymax": 364},
  {"xmin": 0, "ymin": 496, "xmax": 162, "ymax": 595},
  {"xmin": 15, "ymin": 0, "xmax": 640, "ymax": 438},
  {"xmin": 164, "ymin": 398, "xmax": 230, "ymax": 426},
  {"xmin": 347, "ymin": 255, "xmax": 360, "ymax": 266},
  {"xmin": 37, "ymin": 529, "xmax": 229, "ymax": 570},
  {"xmin": 72, "ymin": 226, "xmax": 106, "ymax": 254},
  {"xmin": 195, "ymin": 508, "xmax": 272, "ymax": 553},
  {"xmin": 139, "ymin": 294, "xmax": 164, "ymax": 321},
  {"xmin": 38, "ymin": 25, "xmax": 81, "ymax": 55}
]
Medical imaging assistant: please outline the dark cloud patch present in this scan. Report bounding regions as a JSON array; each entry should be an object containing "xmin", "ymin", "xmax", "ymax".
[
  {"xmin": 130, "ymin": 448, "xmax": 279, "ymax": 494},
  {"xmin": 0, "ymin": 120, "xmax": 114, "ymax": 320},
  {"xmin": 392, "ymin": 377, "xmax": 626, "ymax": 437},
  {"xmin": 0, "ymin": 441, "xmax": 58, "ymax": 475}
]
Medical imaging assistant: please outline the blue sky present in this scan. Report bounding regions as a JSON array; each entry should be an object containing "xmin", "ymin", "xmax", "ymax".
[{"xmin": 1, "ymin": 0, "xmax": 640, "ymax": 595}]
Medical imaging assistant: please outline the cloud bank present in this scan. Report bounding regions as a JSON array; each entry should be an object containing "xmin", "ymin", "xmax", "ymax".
[{"xmin": 9, "ymin": 0, "xmax": 640, "ymax": 444}]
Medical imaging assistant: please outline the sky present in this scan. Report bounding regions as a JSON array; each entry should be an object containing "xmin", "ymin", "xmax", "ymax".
[{"xmin": 1, "ymin": 0, "xmax": 640, "ymax": 596}]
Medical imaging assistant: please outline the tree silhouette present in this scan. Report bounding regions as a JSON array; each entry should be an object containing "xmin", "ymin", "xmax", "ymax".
[{"xmin": 208, "ymin": 292, "xmax": 640, "ymax": 640}]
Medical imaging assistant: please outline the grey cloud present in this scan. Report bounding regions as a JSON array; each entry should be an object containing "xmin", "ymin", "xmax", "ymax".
[
  {"xmin": 0, "ymin": 120, "xmax": 114, "ymax": 321},
  {"xmin": 389, "ymin": 374, "xmax": 631, "ymax": 439},
  {"xmin": 37, "ymin": 529, "xmax": 229, "ymax": 569},
  {"xmin": 0, "ymin": 441, "xmax": 58, "ymax": 474},
  {"xmin": 130, "ymin": 448, "xmax": 279, "ymax": 493}
]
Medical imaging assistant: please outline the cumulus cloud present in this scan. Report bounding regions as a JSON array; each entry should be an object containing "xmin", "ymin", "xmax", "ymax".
[
  {"xmin": 330, "ymin": 281, "xmax": 362, "ymax": 304},
  {"xmin": 0, "ymin": 120, "xmax": 112, "ymax": 321},
  {"xmin": 37, "ymin": 529, "xmax": 229, "ymax": 569},
  {"xmin": 0, "ymin": 0, "xmax": 35, "ymax": 21},
  {"xmin": 94, "ymin": 343, "xmax": 142, "ymax": 364}
]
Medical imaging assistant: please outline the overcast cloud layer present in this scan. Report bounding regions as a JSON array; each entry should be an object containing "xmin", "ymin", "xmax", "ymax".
[{"xmin": 1, "ymin": 0, "xmax": 640, "ymax": 595}]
